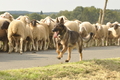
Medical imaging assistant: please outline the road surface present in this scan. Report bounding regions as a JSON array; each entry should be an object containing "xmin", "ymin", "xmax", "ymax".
[{"xmin": 0, "ymin": 46, "xmax": 120, "ymax": 70}]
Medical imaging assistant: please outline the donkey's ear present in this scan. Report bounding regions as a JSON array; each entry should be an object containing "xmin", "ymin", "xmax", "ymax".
[
  {"xmin": 56, "ymin": 18, "xmax": 59, "ymax": 23},
  {"xmin": 60, "ymin": 18, "xmax": 64, "ymax": 24}
]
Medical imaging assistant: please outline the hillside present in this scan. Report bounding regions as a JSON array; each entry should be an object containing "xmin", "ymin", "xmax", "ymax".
[
  {"xmin": 3, "ymin": 10, "xmax": 58, "ymax": 15},
  {"xmin": 0, "ymin": 58, "xmax": 120, "ymax": 80}
]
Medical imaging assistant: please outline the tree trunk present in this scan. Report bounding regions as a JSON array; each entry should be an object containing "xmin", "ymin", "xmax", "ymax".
[
  {"xmin": 101, "ymin": 0, "xmax": 108, "ymax": 24},
  {"xmin": 98, "ymin": 9, "xmax": 103, "ymax": 24}
]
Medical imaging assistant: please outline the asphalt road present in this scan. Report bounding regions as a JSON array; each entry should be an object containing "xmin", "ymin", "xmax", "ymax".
[{"xmin": 0, "ymin": 46, "xmax": 120, "ymax": 70}]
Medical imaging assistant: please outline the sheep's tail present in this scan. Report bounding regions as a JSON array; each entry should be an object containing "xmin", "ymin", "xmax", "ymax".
[{"xmin": 12, "ymin": 26, "xmax": 18, "ymax": 34}]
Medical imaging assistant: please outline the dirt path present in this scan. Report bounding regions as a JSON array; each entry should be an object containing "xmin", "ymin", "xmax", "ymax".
[{"xmin": 0, "ymin": 46, "xmax": 120, "ymax": 70}]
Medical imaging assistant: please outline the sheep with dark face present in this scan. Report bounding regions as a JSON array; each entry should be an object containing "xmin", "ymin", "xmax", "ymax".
[
  {"xmin": 40, "ymin": 16, "xmax": 55, "ymax": 49},
  {"xmin": 0, "ymin": 12, "xmax": 14, "ymax": 51},
  {"xmin": 30, "ymin": 19, "xmax": 49, "ymax": 51},
  {"xmin": 0, "ymin": 18, "xmax": 10, "ymax": 51},
  {"xmin": 108, "ymin": 23, "xmax": 120, "ymax": 46}
]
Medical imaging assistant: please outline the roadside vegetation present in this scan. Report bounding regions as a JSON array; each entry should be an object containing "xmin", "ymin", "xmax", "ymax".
[
  {"xmin": 0, "ymin": 58, "xmax": 120, "ymax": 80},
  {"xmin": 1, "ymin": 6, "xmax": 120, "ymax": 24}
]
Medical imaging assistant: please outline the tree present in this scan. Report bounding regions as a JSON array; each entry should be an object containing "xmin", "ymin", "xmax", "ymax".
[
  {"xmin": 40, "ymin": 11, "xmax": 43, "ymax": 15},
  {"xmin": 0, "ymin": 12, "xmax": 5, "ymax": 15},
  {"xmin": 101, "ymin": 0, "xmax": 108, "ymax": 24},
  {"xmin": 98, "ymin": 9, "xmax": 103, "ymax": 23},
  {"xmin": 72, "ymin": 6, "xmax": 84, "ymax": 20},
  {"xmin": 28, "ymin": 13, "xmax": 42, "ymax": 20}
]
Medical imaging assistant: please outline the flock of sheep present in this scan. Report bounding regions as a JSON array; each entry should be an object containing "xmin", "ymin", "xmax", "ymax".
[{"xmin": 0, "ymin": 12, "xmax": 120, "ymax": 54}]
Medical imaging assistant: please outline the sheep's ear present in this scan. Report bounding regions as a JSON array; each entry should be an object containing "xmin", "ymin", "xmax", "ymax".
[
  {"xmin": 118, "ymin": 24, "xmax": 120, "ymax": 26},
  {"xmin": 60, "ymin": 18, "xmax": 64, "ymax": 24},
  {"xmin": 56, "ymin": 18, "xmax": 59, "ymax": 23},
  {"xmin": 36, "ymin": 21, "xmax": 40, "ymax": 24},
  {"xmin": 94, "ymin": 25, "xmax": 98, "ymax": 31},
  {"xmin": 50, "ymin": 18, "xmax": 55, "ymax": 23}
]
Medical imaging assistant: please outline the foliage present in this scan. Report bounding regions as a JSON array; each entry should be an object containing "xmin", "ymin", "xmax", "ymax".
[
  {"xmin": 1, "ymin": 6, "xmax": 120, "ymax": 24},
  {"xmin": 26, "ymin": 13, "xmax": 42, "ymax": 20},
  {"xmin": 52, "ymin": 6, "xmax": 120, "ymax": 24},
  {"xmin": 0, "ymin": 12, "xmax": 5, "ymax": 14}
]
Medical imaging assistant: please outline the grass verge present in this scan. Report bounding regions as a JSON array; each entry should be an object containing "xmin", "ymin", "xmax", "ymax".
[{"xmin": 0, "ymin": 58, "xmax": 120, "ymax": 80}]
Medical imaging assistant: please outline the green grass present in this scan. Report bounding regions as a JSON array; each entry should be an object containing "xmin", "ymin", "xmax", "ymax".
[{"xmin": 0, "ymin": 58, "xmax": 120, "ymax": 80}]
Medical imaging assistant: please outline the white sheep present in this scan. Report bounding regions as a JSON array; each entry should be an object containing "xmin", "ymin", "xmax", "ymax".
[
  {"xmin": 30, "ymin": 19, "xmax": 49, "ymax": 51},
  {"xmin": 7, "ymin": 15, "xmax": 35, "ymax": 53}
]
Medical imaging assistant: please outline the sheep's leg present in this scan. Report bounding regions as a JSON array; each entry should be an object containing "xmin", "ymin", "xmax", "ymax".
[
  {"xmin": 24, "ymin": 41, "xmax": 28, "ymax": 52},
  {"xmin": 0, "ymin": 41, "xmax": 2, "ymax": 50},
  {"xmin": 3, "ymin": 40, "xmax": 8, "ymax": 52},
  {"xmin": 32, "ymin": 39, "xmax": 35, "ymax": 51},
  {"xmin": 35, "ymin": 40, "xmax": 39, "ymax": 51},
  {"xmin": 105, "ymin": 37, "xmax": 108, "ymax": 46},
  {"xmin": 20, "ymin": 38, "xmax": 24, "ymax": 54},
  {"xmin": 15, "ymin": 40, "xmax": 19, "ymax": 52},
  {"xmin": 8, "ymin": 38, "xmax": 13, "ymax": 53},
  {"xmin": 45, "ymin": 39, "xmax": 49, "ymax": 50},
  {"xmin": 43, "ymin": 40, "xmax": 47, "ymax": 50},
  {"xmin": 118, "ymin": 38, "xmax": 120, "ymax": 46},
  {"xmin": 53, "ymin": 37, "xmax": 56, "ymax": 48},
  {"xmin": 29, "ymin": 42, "xmax": 32, "ymax": 51},
  {"xmin": 98, "ymin": 39, "xmax": 102, "ymax": 46},
  {"xmin": 39, "ymin": 40, "xmax": 43, "ymax": 50},
  {"xmin": 0, "ymin": 41, "xmax": 3, "ymax": 50},
  {"xmin": 38, "ymin": 41, "xmax": 40, "ymax": 50},
  {"xmin": 46, "ymin": 38, "xmax": 49, "ymax": 49},
  {"xmin": 95, "ymin": 39, "xmax": 98, "ymax": 46},
  {"xmin": 115, "ymin": 38, "xmax": 117, "ymax": 45},
  {"xmin": 102, "ymin": 38, "xmax": 104, "ymax": 46},
  {"xmin": 83, "ymin": 42, "xmax": 87, "ymax": 48},
  {"xmin": 91, "ymin": 39, "xmax": 95, "ymax": 46}
]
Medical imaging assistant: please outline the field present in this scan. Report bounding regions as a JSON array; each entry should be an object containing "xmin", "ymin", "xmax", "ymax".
[{"xmin": 0, "ymin": 58, "xmax": 120, "ymax": 80}]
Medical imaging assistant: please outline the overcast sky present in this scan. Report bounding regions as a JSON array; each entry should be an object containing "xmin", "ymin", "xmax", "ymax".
[{"xmin": 0, "ymin": 0, "xmax": 119, "ymax": 12}]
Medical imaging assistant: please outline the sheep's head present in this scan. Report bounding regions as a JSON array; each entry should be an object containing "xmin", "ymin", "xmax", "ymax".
[
  {"xmin": 30, "ymin": 19, "xmax": 38, "ymax": 27},
  {"xmin": 113, "ymin": 24, "xmax": 119, "ymax": 30},
  {"xmin": 43, "ymin": 16, "xmax": 55, "ymax": 26},
  {"xmin": 16, "ymin": 15, "xmax": 30, "ymax": 24},
  {"xmin": 1, "ymin": 21, "xmax": 10, "ymax": 30},
  {"xmin": 1, "ymin": 12, "xmax": 14, "ymax": 21}
]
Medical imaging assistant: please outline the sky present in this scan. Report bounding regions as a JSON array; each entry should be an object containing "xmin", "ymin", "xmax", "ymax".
[{"xmin": 0, "ymin": 0, "xmax": 119, "ymax": 12}]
